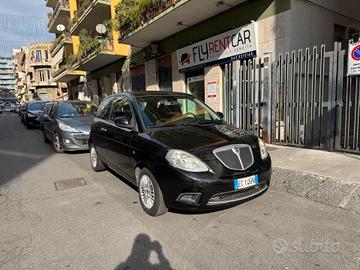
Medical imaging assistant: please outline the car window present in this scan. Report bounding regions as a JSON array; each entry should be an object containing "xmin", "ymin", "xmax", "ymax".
[
  {"xmin": 58, "ymin": 102, "xmax": 98, "ymax": 118},
  {"xmin": 49, "ymin": 104, "xmax": 56, "ymax": 119},
  {"xmin": 28, "ymin": 102, "xmax": 45, "ymax": 110},
  {"xmin": 109, "ymin": 97, "xmax": 133, "ymax": 123},
  {"xmin": 136, "ymin": 95, "xmax": 221, "ymax": 128},
  {"xmin": 97, "ymin": 97, "xmax": 113, "ymax": 120}
]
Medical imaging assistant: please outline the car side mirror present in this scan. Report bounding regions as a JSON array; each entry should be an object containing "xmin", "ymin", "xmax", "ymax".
[
  {"xmin": 216, "ymin": 112, "xmax": 224, "ymax": 119},
  {"xmin": 114, "ymin": 116, "xmax": 131, "ymax": 128}
]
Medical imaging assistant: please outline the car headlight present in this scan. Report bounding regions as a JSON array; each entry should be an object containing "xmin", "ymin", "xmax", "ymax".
[
  {"xmin": 165, "ymin": 149, "xmax": 209, "ymax": 172},
  {"xmin": 58, "ymin": 121, "xmax": 80, "ymax": 133},
  {"xmin": 258, "ymin": 138, "xmax": 269, "ymax": 160}
]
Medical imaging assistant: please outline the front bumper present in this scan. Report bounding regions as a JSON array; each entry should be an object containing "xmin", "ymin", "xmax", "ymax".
[
  {"xmin": 58, "ymin": 131, "xmax": 90, "ymax": 151},
  {"xmin": 154, "ymin": 158, "xmax": 272, "ymax": 211}
]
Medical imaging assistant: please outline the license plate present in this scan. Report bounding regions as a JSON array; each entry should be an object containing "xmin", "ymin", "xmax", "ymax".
[{"xmin": 234, "ymin": 175, "xmax": 258, "ymax": 190}]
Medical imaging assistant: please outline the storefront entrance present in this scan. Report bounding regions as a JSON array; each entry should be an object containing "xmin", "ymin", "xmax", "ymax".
[{"xmin": 187, "ymin": 75, "xmax": 204, "ymax": 102}]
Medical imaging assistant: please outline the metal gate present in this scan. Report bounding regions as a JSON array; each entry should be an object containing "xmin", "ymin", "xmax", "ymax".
[{"xmin": 224, "ymin": 42, "xmax": 360, "ymax": 154}]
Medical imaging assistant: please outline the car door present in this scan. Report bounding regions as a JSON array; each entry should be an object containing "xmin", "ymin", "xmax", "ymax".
[
  {"xmin": 106, "ymin": 97, "xmax": 137, "ymax": 179},
  {"xmin": 91, "ymin": 96, "xmax": 114, "ymax": 161},
  {"xmin": 44, "ymin": 103, "xmax": 56, "ymax": 140}
]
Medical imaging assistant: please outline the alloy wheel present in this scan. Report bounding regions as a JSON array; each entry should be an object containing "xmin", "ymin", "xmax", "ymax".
[
  {"xmin": 139, "ymin": 175, "xmax": 155, "ymax": 209},
  {"xmin": 90, "ymin": 147, "xmax": 97, "ymax": 168},
  {"xmin": 53, "ymin": 134, "xmax": 62, "ymax": 152}
]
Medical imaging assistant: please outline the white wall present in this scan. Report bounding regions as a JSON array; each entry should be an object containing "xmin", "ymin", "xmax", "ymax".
[{"xmin": 289, "ymin": 0, "xmax": 360, "ymax": 51}]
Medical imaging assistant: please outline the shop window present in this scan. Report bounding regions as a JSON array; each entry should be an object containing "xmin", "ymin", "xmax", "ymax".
[
  {"xmin": 131, "ymin": 65, "xmax": 145, "ymax": 92},
  {"xmin": 158, "ymin": 55, "xmax": 172, "ymax": 92}
]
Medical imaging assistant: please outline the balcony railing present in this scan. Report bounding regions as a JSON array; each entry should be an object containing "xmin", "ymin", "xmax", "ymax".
[
  {"xmin": 70, "ymin": 0, "xmax": 110, "ymax": 28},
  {"xmin": 50, "ymin": 34, "xmax": 72, "ymax": 54},
  {"xmin": 117, "ymin": 0, "xmax": 179, "ymax": 39},
  {"xmin": 48, "ymin": 0, "xmax": 70, "ymax": 28},
  {"xmin": 71, "ymin": 30, "xmax": 114, "ymax": 65}
]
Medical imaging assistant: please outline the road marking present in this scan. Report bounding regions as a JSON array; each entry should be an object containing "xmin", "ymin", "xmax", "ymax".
[{"xmin": 0, "ymin": 149, "xmax": 48, "ymax": 160}]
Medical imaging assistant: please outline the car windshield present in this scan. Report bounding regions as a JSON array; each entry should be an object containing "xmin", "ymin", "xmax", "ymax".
[
  {"xmin": 28, "ymin": 102, "xmax": 45, "ymax": 110},
  {"xmin": 58, "ymin": 102, "xmax": 98, "ymax": 118},
  {"xmin": 136, "ymin": 95, "xmax": 223, "ymax": 128}
]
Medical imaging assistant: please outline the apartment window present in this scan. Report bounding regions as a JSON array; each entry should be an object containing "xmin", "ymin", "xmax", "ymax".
[
  {"xmin": 36, "ymin": 50, "xmax": 42, "ymax": 62},
  {"xmin": 45, "ymin": 50, "xmax": 49, "ymax": 61}
]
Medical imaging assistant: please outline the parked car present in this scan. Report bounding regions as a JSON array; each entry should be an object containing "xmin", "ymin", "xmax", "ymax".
[
  {"xmin": 21, "ymin": 101, "xmax": 46, "ymax": 128},
  {"xmin": 42, "ymin": 101, "xmax": 98, "ymax": 153},
  {"xmin": 14, "ymin": 104, "xmax": 21, "ymax": 114},
  {"xmin": 4, "ymin": 103, "xmax": 12, "ymax": 112},
  {"xmin": 39, "ymin": 102, "xmax": 54, "ymax": 130},
  {"xmin": 19, "ymin": 103, "xmax": 26, "ymax": 117},
  {"xmin": 89, "ymin": 92, "xmax": 272, "ymax": 216}
]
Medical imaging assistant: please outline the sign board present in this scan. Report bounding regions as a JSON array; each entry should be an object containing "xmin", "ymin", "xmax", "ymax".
[
  {"xmin": 176, "ymin": 23, "xmax": 257, "ymax": 71},
  {"xmin": 207, "ymin": 81, "xmax": 217, "ymax": 99},
  {"xmin": 347, "ymin": 41, "xmax": 360, "ymax": 76}
]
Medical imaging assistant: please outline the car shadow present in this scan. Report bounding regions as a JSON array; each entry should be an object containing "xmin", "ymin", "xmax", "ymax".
[{"xmin": 114, "ymin": 234, "xmax": 172, "ymax": 270}]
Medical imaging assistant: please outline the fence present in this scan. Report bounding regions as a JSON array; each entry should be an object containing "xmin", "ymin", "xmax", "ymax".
[{"xmin": 223, "ymin": 42, "xmax": 360, "ymax": 154}]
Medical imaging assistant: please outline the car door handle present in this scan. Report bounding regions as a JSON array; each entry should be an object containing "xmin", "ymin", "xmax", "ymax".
[{"xmin": 100, "ymin": 127, "xmax": 108, "ymax": 132}]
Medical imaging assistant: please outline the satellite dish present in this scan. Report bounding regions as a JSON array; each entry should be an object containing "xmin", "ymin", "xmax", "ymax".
[
  {"xmin": 96, "ymin": 24, "xmax": 107, "ymax": 35},
  {"xmin": 56, "ymin": 24, "xmax": 66, "ymax": 32}
]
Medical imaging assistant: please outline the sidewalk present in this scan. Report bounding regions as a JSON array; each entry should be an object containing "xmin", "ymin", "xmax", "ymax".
[{"xmin": 268, "ymin": 144, "xmax": 360, "ymax": 214}]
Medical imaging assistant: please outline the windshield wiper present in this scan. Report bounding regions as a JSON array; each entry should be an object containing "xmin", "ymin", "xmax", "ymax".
[{"xmin": 190, "ymin": 119, "xmax": 222, "ymax": 125}]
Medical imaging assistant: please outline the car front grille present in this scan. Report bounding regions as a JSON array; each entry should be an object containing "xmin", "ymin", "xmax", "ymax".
[
  {"xmin": 207, "ymin": 183, "xmax": 268, "ymax": 206},
  {"xmin": 73, "ymin": 134, "xmax": 89, "ymax": 146},
  {"xmin": 213, "ymin": 144, "xmax": 254, "ymax": 171}
]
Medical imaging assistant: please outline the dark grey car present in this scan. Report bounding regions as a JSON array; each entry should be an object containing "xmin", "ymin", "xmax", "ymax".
[{"xmin": 42, "ymin": 101, "xmax": 98, "ymax": 153}]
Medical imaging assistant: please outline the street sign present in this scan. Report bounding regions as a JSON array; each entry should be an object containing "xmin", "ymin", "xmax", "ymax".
[{"xmin": 347, "ymin": 41, "xmax": 360, "ymax": 76}]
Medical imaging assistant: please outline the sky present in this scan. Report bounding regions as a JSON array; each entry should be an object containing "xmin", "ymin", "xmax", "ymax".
[{"xmin": 0, "ymin": 0, "xmax": 54, "ymax": 56}]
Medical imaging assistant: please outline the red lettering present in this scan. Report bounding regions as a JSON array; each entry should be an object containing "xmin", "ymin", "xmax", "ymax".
[
  {"xmin": 208, "ymin": 42, "xmax": 215, "ymax": 54},
  {"xmin": 219, "ymin": 38, "xmax": 227, "ymax": 51},
  {"xmin": 214, "ymin": 40, "xmax": 219, "ymax": 52}
]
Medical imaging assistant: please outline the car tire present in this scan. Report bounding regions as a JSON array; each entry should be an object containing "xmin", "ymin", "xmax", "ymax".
[
  {"xmin": 138, "ymin": 168, "xmax": 168, "ymax": 217},
  {"xmin": 89, "ymin": 144, "xmax": 105, "ymax": 172},
  {"xmin": 52, "ymin": 133, "xmax": 63, "ymax": 154}
]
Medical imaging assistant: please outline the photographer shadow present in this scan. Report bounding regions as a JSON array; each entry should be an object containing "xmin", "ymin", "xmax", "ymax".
[{"xmin": 115, "ymin": 234, "xmax": 172, "ymax": 270}]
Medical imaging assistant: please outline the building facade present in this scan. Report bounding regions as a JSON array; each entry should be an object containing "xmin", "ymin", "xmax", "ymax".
[
  {"xmin": 115, "ymin": 0, "xmax": 360, "ymax": 112},
  {"xmin": 14, "ymin": 42, "xmax": 67, "ymax": 102},
  {"xmin": 0, "ymin": 57, "xmax": 16, "ymax": 102},
  {"xmin": 46, "ymin": 0, "xmax": 130, "ymax": 104}
]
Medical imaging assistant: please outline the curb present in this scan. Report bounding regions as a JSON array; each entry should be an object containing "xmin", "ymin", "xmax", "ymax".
[{"xmin": 271, "ymin": 167, "xmax": 360, "ymax": 215}]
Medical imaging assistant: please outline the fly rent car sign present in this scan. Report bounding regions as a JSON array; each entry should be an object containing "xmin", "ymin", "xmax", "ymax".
[
  {"xmin": 347, "ymin": 41, "xmax": 360, "ymax": 76},
  {"xmin": 176, "ymin": 23, "xmax": 256, "ymax": 71}
]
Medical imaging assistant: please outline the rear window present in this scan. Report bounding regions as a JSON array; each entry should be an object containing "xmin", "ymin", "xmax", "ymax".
[{"xmin": 28, "ymin": 102, "xmax": 45, "ymax": 110}]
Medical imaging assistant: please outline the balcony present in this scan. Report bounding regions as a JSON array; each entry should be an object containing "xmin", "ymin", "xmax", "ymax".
[
  {"xmin": 52, "ymin": 65, "xmax": 86, "ymax": 83},
  {"xmin": 48, "ymin": 0, "xmax": 70, "ymax": 34},
  {"xmin": 70, "ymin": 0, "xmax": 111, "ymax": 35},
  {"xmin": 31, "ymin": 81, "xmax": 58, "ymax": 88},
  {"xmin": 50, "ymin": 34, "xmax": 73, "ymax": 57},
  {"xmin": 46, "ymin": 0, "xmax": 59, "ymax": 8},
  {"xmin": 30, "ymin": 60, "xmax": 52, "ymax": 67},
  {"xmin": 118, "ymin": 0, "xmax": 249, "ymax": 47},
  {"xmin": 72, "ymin": 34, "xmax": 127, "ymax": 72}
]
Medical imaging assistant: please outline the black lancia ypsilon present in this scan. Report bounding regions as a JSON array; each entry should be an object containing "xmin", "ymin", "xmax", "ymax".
[{"xmin": 89, "ymin": 92, "xmax": 271, "ymax": 216}]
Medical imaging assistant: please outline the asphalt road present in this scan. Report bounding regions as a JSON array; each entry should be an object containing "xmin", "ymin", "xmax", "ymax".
[{"xmin": 0, "ymin": 112, "xmax": 359, "ymax": 270}]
